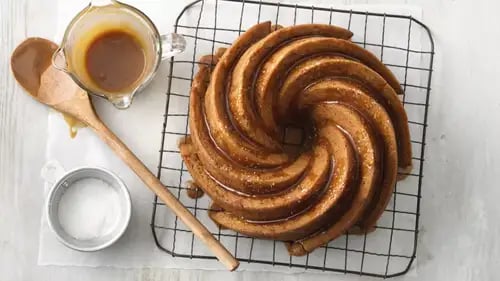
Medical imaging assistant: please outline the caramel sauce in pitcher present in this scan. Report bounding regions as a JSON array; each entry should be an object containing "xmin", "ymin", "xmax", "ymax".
[{"xmin": 85, "ymin": 29, "xmax": 146, "ymax": 92}]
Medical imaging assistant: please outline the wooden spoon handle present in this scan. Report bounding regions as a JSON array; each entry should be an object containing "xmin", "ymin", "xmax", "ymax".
[{"xmin": 90, "ymin": 119, "xmax": 239, "ymax": 271}]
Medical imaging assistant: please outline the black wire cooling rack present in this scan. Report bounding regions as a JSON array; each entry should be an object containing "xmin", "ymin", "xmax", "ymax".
[{"xmin": 151, "ymin": 0, "xmax": 434, "ymax": 278}]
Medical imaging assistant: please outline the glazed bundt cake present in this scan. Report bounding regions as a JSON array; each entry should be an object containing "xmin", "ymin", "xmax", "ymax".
[{"xmin": 178, "ymin": 21, "xmax": 412, "ymax": 256}]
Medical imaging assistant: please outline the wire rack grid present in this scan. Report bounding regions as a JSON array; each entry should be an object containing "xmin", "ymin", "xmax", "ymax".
[{"xmin": 151, "ymin": 0, "xmax": 434, "ymax": 278}]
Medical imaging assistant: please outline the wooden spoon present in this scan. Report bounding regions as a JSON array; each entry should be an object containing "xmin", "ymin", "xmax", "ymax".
[{"xmin": 11, "ymin": 38, "xmax": 239, "ymax": 271}]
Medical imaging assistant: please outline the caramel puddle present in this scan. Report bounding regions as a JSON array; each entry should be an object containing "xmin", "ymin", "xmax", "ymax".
[
  {"xmin": 186, "ymin": 180, "xmax": 204, "ymax": 199},
  {"xmin": 11, "ymin": 37, "xmax": 86, "ymax": 138}
]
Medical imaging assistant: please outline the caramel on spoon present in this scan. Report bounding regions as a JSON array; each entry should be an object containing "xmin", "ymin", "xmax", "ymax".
[
  {"xmin": 11, "ymin": 38, "xmax": 85, "ymax": 138},
  {"xmin": 10, "ymin": 38, "xmax": 239, "ymax": 271}
]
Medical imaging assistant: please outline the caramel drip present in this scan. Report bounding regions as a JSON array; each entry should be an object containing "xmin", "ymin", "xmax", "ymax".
[{"xmin": 186, "ymin": 180, "xmax": 205, "ymax": 199}]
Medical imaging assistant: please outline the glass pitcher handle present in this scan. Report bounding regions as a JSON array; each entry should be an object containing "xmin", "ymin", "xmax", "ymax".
[{"xmin": 160, "ymin": 33, "xmax": 186, "ymax": 60}]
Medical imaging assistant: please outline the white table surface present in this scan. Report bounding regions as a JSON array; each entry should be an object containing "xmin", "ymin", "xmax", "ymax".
[{"xmin": 1, "ymin": 0, "xmax": 499, "ymax": 280}]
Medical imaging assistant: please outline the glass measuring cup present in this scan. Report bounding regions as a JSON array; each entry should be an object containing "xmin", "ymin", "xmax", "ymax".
[{"xmin": 53, "ymin": 0, "xmax": 186, "ymax": 109}]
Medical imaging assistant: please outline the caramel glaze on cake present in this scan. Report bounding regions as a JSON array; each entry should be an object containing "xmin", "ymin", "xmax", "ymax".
[{"xmin": 178, "ymin": 22, "xmax": 412, "ymax": 256}]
